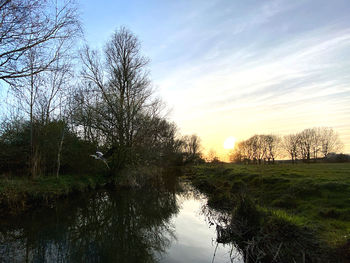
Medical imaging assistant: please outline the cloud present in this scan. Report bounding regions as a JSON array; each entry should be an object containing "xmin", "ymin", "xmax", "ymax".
[
  {"xmin": 79, "ymin": 0, "xmax": 350, "ymax": 153},
  {"xmin": 154, "ymin": 20, "xmax": 350, "ymax": 152}
]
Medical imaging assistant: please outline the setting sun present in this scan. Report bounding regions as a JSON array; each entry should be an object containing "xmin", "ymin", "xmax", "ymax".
[{"xmin": 223, "ymin": 136, "xmax": 236, "ymax": 149}]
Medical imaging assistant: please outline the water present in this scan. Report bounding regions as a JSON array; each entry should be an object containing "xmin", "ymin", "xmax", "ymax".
[
  {"xmin": 159, "ymin": 190, "xmax": 242, "ymax": 263},
  {"xmin": 0, "ymin": 173, "xmax": 242, "ymax": 263}
]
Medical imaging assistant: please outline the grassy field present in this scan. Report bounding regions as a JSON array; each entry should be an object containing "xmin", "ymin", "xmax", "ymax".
[
  {"xmin": 0, "ymin": 174, "xmax": 107, "ymax": 214},
  {"xmin": 185, "ymin": 162, "xmax": 350, "ymax": 259}
]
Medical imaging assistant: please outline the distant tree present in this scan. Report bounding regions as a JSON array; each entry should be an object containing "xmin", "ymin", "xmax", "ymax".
[
  {"xmin": 296, "ymin": 127, "xmax": 344, "ymax": 161},
  {"xmin": 229, "ymin": 141, "xmax": 246, "ymax": 163},
  {"xmin": 264, "ymin": 134, "xmax": 281, "ymax": 164},
  {"xmin": 132, "ymin": 116, "xmax": 184, "ymax": 164},
  {"xmin": 206, "ymin": 149, "xmax": 219, "ymax": 163},
  {"xmin": 283, "ymin": 134, "xmax": 300, "ymax": 163},
  {"xmin": 182, "ymin": 134, "xmax": 202, "ymax": 164},
  {"xmin": 248, "ymin": 135, "xmax": 266, "ymax": 164},
  {"xmin": 241, "ymin": 139, "xmax": 254, "ymax": 163},
  {"xmin": 298, "ymin": 128, "xmax": 315, "ymax": 161},
  {"xmin": 310, "ymin": 127, "xmax": 322, "ymax": 159},
  {"xmin": 230, "ymin": 135, "xmax": 281, "ymax": 164},
  {"xmin": 229, "ymin": 128, "xmax": 343, "ymax": 165},
  {"xmin": 319, "ymin": 127, "xmax": 343, "ymax": 158}
]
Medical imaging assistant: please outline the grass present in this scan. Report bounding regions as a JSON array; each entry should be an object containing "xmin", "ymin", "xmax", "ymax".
[
  {"xmin": 185, "ymin": 162, "xmax": 350, "ymax": 259},
  {"xmin": 0, "ymin": 174, "xmax": 107, "ymax": 214}
]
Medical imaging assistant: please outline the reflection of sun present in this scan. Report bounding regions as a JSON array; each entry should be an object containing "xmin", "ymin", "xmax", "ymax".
[{"xmin": 223, "ymin": 136, "xmax": 236, "ymax": 149}]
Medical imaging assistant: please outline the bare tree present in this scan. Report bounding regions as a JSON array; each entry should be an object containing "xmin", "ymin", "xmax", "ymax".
[
  {"xmin": 296, "ymin": 127, "xmax": 343, "ymax": 161},
  {"xmin": 10, "ymin": 47, "xmax": 44, "ymax": 176},
  {"xmin": 8, "ymin": 20, "xmax": 78, "ymax": 177},
  {"xmin": 186, "ymin": 135, "xmax": 201, "ymax": 157},
  {"xmin": 298, "ymin": 128, "xmax": 314, "ymax": 161},
  {"xmin": 182, "ymin": 134, "xmax": 202, "ymax": 163},
  {"xmin": 231, "ymin": 128, "xmax": 343, "ymax": 165},
  {"xmin": 229, "ymin": 142, "xmax": 244, "ymax": 163},
  {"xmin": 0, "ymin": 0, "xmax": 80, "ymax": 84},
  {"xmin": 206, "ymin": 149, "xmax": 218, "ymax": 163},
  {"xmin": 80, "ymin": 27, "xmax": 161, "ymax": 170},
  {"xmin": 38, "ymin": 61, "xmax": 73, "ymax": 124},
  {"xmin": 320, "ymin": 127, "xmax": 343, "ymax": 157},
  {"xmin": 265, "ymin": 134, "xmax": 281, "ymax": 164},
  {"xmin": 242, "ymin": 140, "xmax": 254, "ymax": 163},
  {"xmin": 283, "ymin": 134, "xmax": 300, "ymax": 163},
  {"xmin": 231, "ymin": 139, "xmax": 254, "ymax": 164},
  {"xmin": 70, "ymin": 85, "xmax": 103, "ymax": 143},
  {"xmin": 249, "ymin": 135, "xmax": 265, "ymax": 164},
  {"xmin": 310, "ymin": 127, "xmax": 322, "ymax": 159}
]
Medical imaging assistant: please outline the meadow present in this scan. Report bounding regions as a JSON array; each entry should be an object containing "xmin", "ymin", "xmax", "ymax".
[{"xmin": 186, "ymin": 162, "xmax": 350, "ymax": 260}]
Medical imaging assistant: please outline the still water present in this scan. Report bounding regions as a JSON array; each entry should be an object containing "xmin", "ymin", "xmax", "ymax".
[{"xmin": 0, "ymin": 172, "xmax": 242, "ymax": 262}]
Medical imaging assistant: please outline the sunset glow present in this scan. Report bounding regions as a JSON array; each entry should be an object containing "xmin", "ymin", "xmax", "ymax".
[
  {"xmin": 223, "ymin": 137, "xmax": 236, "ymax": 150},
  {"xmin": 0, "ymin": 2, "xmax": 349, "ymax": 260}
]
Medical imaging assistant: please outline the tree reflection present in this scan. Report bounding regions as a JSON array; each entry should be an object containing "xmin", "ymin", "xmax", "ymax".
[{"xmin": 0, "ymin": 170, "xmax": 180, "ymax": 262}]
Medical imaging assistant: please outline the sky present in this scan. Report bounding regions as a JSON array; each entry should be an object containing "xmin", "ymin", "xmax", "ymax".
[{"xmin": 80, "ymin": 0, "xmax": 350, "ymax": 158}]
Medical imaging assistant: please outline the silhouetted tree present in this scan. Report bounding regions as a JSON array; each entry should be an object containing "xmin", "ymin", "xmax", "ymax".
[
  {"xmin": 206, "ymin": 149, "xmax": 218, "ymax": 163},
  {"xmin": 264, "ymin": 135, "xmax": 280, "ymax": 164},
  {"xmin": 319, "ymin": 127, "xmax": 343, "ymax": 158},
  {"xmin": 182, "ymin": 134, "xmax": 202, "ymax": 163},
  {"xmin": 283, "ymin": 134, "xmax": 300, "ymax": 163},
  {"xmin": 298, "ymin": 128, "xmax": 314, "ymax": 161}
]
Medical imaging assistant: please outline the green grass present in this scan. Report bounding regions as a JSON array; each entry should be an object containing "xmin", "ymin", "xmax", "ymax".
[
  {"xmin": 186, "ymin": 163, "xmax": 350, "ymax": 250},
  {"xmin": 0, "ymin": 174, "xmax": 107, "ymax": 213}
]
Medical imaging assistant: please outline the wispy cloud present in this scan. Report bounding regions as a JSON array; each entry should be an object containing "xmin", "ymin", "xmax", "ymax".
[
  {"xmin": 79, "ymin": 0, "xmax": 350, "ymax": 154},
  {"xmin": 153, "ymin": 8, "xmax": 350, "ymax": 153}
]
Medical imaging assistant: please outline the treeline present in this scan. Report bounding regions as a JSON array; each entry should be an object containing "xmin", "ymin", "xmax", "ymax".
[
  {"xmin": 0, "ymin": 1, "xmax": 202, "ymax": 178},
  {"xmin": 230, "ymin": 127, "xmax": 344, "ymax": 164}
]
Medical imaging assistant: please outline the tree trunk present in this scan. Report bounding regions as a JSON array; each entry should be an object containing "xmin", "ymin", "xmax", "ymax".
[
  {"xmin": 56, "ymin": 126, "xmax": 65, "ymax": 179},
  {"xmin": 30, "ymin": 70, "xmax": 35, "ymax": 178}
]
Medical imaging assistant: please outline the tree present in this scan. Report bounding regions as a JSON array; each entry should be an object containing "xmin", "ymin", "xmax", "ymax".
[
  {"xmin": 298, "ymin": 128, "xmax": 314, "ymax": 161},
  {"xmin": 265, "ymin": 135, "xmax": 281, "ymax": 164},
  {"xmin": 320, "ymin": 127, "xmax": 343, "ymax": 157},
  {"xmin": 249, "ymin": 135, "xmax": 265, "ymax": 164},
  {"xmin": 182, "ymin": 134, "xmax": 202, "ymax": 163},
  {"xmin": 296, "ymin": 127, "xmax": 343, "ymax": 161},
  {"xmin": 0, "ymin": 0, "xmax": 81, "ymax": 84},
  {"xmin": 229, "ymin": 143, "xmax": 244, "ymax": 163},
  {"xmin": 206, "ymin": 149, "xmax": 218, "ymax": 163},
  {"xmin": 8, "ymin": 22, "xmax": 78, "ymax": 177},
  {"xmin": 310, "ymin": 127, "xmax": 322, "ymax": 159},
  {"xmin": 283, "ymin": 134, "xmax": 299, "ymax": 163},
  {"xmin": 80, "ymin": 27, "xmax": 163, "ymax": 171},
  {"xmin": 9, "ymin": 47, "xmax": 44, "ymax": 176}
]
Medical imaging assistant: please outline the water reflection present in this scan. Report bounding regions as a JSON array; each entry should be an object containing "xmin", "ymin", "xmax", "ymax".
[
  {"xmin": 0, "ymin": 170, "xmax": 241, "ymax": 263},
  {"xmin": 0, "ymin": 171, "xmax": 179, "ymax": 262},
  {"xmin": 163, "ymin": 186, "xmax": 242, "ymax": 263}
]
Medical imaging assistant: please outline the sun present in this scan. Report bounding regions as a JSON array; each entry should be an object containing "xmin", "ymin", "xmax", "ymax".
[{"xmin": 223, "ymin": 136, "xmax": 236, "ymax": 149}]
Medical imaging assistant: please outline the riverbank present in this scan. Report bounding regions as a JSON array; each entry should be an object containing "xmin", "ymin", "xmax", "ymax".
[
  {"xmin": 184, "ymin": 163, "xmax": 350, "ymax": 261},
  {"xmin": 0, "ymin": 174, "xmax": 108, "ymax": 215},
  {"xmin": 0, "ymin": 166, "xmax": 181, "ymax": 216}
]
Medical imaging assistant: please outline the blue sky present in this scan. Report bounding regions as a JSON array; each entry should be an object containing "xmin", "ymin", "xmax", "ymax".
[{"xmin": 80, "ymin": 0, "xmax": 350, "ymax": 156}]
